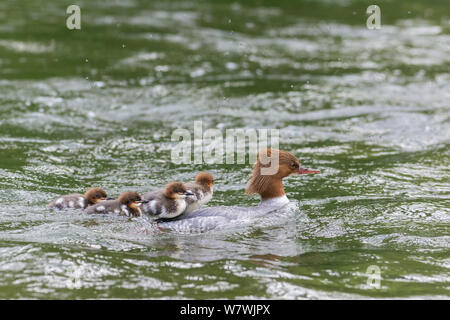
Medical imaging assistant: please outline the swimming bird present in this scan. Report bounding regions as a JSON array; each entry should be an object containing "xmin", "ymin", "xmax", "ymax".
[
  {"xmin": 184, "ymin": 172, "xmax": 214, "ymax": 213},
  {"xmin": 141, "ymin": 182, "xmax": 194, "ymax": 219},
  {"xmin": 48, "ymin": 187, "xmax": 107, "ymax": 210},
  {"xmin": 157, "ymin": 149, "xmax": 320, "ymax": 233},
  {"xmin": 84, "ymin": 191, "xmax": 143, "ymax": 217}
]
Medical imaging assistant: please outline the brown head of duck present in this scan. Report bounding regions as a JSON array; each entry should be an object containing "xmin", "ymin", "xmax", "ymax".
[{"xmin": 245, "ymin": 149, "xmax": 320, "ymax": 201}]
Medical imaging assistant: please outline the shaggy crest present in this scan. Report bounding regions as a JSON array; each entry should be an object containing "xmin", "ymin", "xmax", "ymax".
[
  {"xmin": 118, "ymin": 191, "xmax": 142, "ymax": 205},
  {"xmin": 195, "ymin": 172, "xmax": 214, "ymax": 186},
  {"xmin": 84, "ymin": 187, "xmax": 108, "ymax": 204},
  {"xmin": 164, "ymin": 182, "xmax": 188, "ymax": 198}
]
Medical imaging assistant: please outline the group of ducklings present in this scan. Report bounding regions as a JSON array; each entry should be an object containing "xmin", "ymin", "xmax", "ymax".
[{"xmin": 48, "ymin": 172, "xmax": 214, "ymax": 220}]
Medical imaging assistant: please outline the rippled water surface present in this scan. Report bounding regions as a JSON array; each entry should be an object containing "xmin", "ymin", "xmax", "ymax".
[{"xmin": 0, "ymin": 0, "xmax": 449, "ymax": 299}]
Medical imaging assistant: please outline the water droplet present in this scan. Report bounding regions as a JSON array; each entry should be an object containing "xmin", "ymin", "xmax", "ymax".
[
  {"xmin": 122, "ymin": 44, "xmax": 126, "ymax": 48},
  {"xmin": 85, "ymin": 58, "xmax": 88, "ymax": 63}
]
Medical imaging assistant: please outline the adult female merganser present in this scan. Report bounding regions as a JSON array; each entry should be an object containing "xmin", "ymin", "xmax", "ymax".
[
  {"xmin": 184, "ymin": 172, "xmax": 214, "ymax": 213},
  {"xmin": 141, "ymin": 182, "xmax": 194, "ymax": 219},
  {"xmin": 48, "ymin": 187, "xmax": 107, "ymax": 210},
  {"xmin": 157, "ymin": 149, "xmax": 320, "ymax": 233},
  {"xmin": 84, "ymin": 191, "xmax": 143, "ymax": 217}
]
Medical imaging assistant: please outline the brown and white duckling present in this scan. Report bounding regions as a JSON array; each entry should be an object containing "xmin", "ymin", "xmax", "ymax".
[
  {"xmin": 141, "ymin": 182, "xmax": 194, "ymax": 219},
  {"xmin": 184, "ymin": 172, "xmax": 214, "ymax": 213},
  {"xmin": 84, "ymin": 191, "xmax": 143, "ymax": 217},
  {"xmin": 48, "ymin": 187, "xmax": 107, "ymax": 210}
]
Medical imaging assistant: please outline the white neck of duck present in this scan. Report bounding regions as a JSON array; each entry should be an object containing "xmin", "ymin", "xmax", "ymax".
[{"xmin": 259, "ymin": 195, "xmax": 289, "ymax": 207}]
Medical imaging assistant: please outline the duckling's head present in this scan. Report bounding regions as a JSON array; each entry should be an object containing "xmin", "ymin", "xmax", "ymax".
[
  {"xmin": 195, "ymin": 172, "xmax": 214, "ymax": 189},
  {"xmin": 84, "ymin": 188, "xmax": 108, "ymax": 205},
  {"xmin": 118, "ymin": 191, "xmax": 142, "ymax": 206},
  {"xmin": 164, "ymin": 182, "xmax": 194, "ymax": 199},
  {"xmin": 118, "ymin": 192, "xmax": 143, "ymax": 217}
]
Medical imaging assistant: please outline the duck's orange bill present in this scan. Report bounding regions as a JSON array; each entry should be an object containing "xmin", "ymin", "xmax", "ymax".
[{"xmin": 299, "ymin": 168, "xmax": 320, "ymax": 174}]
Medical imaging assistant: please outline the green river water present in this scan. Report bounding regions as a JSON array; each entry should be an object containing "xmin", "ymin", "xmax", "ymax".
[{"xmin": 0, "ymin": 0, "xmax": 449, "ymax": 299}]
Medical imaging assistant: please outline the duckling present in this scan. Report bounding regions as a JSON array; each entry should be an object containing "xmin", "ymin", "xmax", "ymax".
[
  {"xmin": 141, "ymin": 182, "xmax": 194, "ymax": 219},
  {"xmin": 48, "ymin": 187, "xmax": 107, "ymax": 210},
  {"xmin": 184, "ymin": 172, "xmax": 214, "ymax": 213},
  {"xmin": 84, "ymin": 191, "xmax": 143, "ymax": 217}
]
